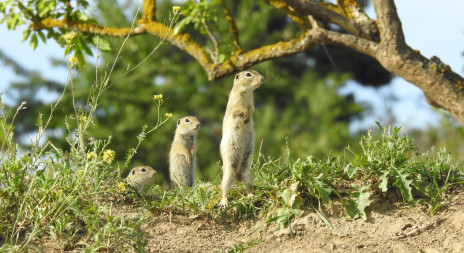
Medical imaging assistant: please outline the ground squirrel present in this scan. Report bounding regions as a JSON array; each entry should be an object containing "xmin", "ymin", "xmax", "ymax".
[
  {"xmin": 220, "ymin": 70, "xmax": 264, "ymax": 208},
  {"xmin": 169, "ymin": 116, "xmax": 201, "ymax": 187},
  {"xmin": 126, "ymin": 166, "xmax": 157, "ymax": 191}
]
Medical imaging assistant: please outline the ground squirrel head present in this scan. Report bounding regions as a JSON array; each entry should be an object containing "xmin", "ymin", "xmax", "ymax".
[
  {"xmin": 233, "ymin": 70, "xmax": 264, "ymax": 93},
  {"xmin": 127, "ymin": 166, "xmax": 157, "ymax": 190},
  {"xmin": 176, "ymin": 116, "xmax": 201, "ymax": 135}
]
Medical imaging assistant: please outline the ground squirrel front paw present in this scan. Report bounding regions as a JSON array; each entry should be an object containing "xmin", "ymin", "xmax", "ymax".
[
  {"xmin": 184, "ymin": 153, "xmax": 192, "ymax": 165},
  {"xmin": 220, "ymin": 197, "xmax": 228, "ymax": 210}
]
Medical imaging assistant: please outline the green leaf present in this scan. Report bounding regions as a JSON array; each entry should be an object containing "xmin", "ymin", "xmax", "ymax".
[
  {"xmin": 74, "ymin": 48, "xmax": 85, "ymax": 68},
  {"xmin": 351, "ymin": 184, "xmax": 371, "ymax": 220},
  {"xmin": 315, "ymin": 179, "xmax": 332, "ymax": 204},
  {"xmin": 37, "ymin": 30, "xmax": 46, "ymax": 43},
  {"xmin": 30, "ymin": 33, "xmax": 38, "ymax": 50},
  {"xmin": 78, "ymin": 37, "xmax": 93, "ymax": 56},
  {"xmin": 21, "ymin": 29, "xmax": 31, "ymax": 42},
  {"xmin": 393, "ymin": 168, "xmax": 414, "ymax": 203},
  {"xmin": 379, "ymin": 170, "xmax": 390, "ymax": 192},
  {"xmin": 313, "ymin": 207, "xmax": 333, "ymax": 229},
  {"xmin": 38, "ymin": 4, "xmax": 50, "ymax": 17},
  {"xmin": 93, "ymin": 36, "xmax": 111, "ymax": 51},
  {"xmin": 342, "ymin": 199, "xmax": 359, "ymax": 220},
  {"xmin": 76, "ymin": 11, "xmax": 89, "ymax": 21},
  {"xmin": 173, "ymin": 16, "xmax": 192, "ymax": 35},
  {"xmin": 218, "ymin": 54, "xmax": 226, "ymax": 63},
  {"xmin": 64, "ymin": 44, "xmax": 73, "ymax": 56},
  {"xmin": 279, "ymin": 188, "xmax": 291, "ymax": 206},
  {"xmin": 345, "ymin": 162, "xmax": 360, "ymax": 178}
]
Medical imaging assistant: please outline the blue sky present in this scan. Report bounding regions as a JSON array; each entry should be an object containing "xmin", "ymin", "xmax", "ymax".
[{"xmin": 0, "ymin": 1, "xmax": 463, "ymax": 132}]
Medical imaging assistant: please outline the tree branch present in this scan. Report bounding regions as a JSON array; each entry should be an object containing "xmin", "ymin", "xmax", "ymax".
[
  {"xmin": 308, "ymin": 26, "xmax": 377, "ymax": 57},
  {"xmin": 207, "ymin": 31, "xmax": 315, "ymax": 80},
  {"xmin": 31, "ymin": 5, "xmax": 316, "ymax": 81},
  {"xmin": 281, "ymin": 0, "xmax": 379, "ymax": 41},
  {"xmin": 220, "ymin": 0, "xmax": 242, "ymax": 55},
  {"xmin": 262, "ymin": 0, "xmax": 309, "ymax": 29},
  {"xmin": 23, "ymin": 0, "xmax": 464, "ymax": 124},
  {"xmin": 372, "ymin": 0, "xmax": 405, "ymax": 46},
  {"xmin": 140, "ymin": 0, "xmax": 156, "ymax": 22}
]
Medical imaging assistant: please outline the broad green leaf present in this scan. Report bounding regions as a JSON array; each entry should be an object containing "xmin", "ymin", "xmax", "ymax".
[
  {"xmin": 30, "ymin": 33, "xmax": 38, "ymax": 50},
  {"xmin": 352, "ymin": 184, "xmax": 371, "ymax": 220},
  {"xmin": 38, "ymin": 4, "xmax": 50, "ymax": 17},
  {"xmin": 379, "ymin": 170, "xmax": 390, "ymax": 192},
  {"xmin": 78, "ymin": 37, "xmax": 93, "ymax": 56},
  {"xmin": 173, "ymin": 16, "xmax": 192, "ymax": 35},
  {"xmin": 342, "ymin": 199, "xmax": 359, "ymax": 220},
  {"xmin": 279, "ymin": 188, "xmax": 291, "ymax": 207},
  {"xmin": 21, "ymin": 29, "xmax": 31, "ymax": 42},
  {"xmin": 393, "ymin": 168, "xmax": 414, "ymax": 202},
  {"xmin": 315, "ymin": 180, "xmax": 332, "ymax": 204},
  {"xmin": 64, "ymin": 44, "xmax": 73, "ymax": 56},
  {"xmin": 76, "ymin": 11, "xmax": 89, "ymax": 21},
  {"xmin": 218, "ymin": 54, "xmax": 226, "ymax": 63},
  {"xmin": 345, "ymin": 163, "xmax": 360, "ymax": 178},
  {"xmin": 93, "ymin": 37, "xmax": 111, "ymax": 51},
  {"xmin": 74, "ymin": 48, "xmax": 85, "ymax": 68},
  {"xmin": 37, "ymin": 31, "xmax": 46, "ymax": 43}
]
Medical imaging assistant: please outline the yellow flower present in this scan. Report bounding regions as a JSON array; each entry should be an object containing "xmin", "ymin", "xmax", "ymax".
[
  {"xmin": 69, "ymin": 56, "xmax": 79, "ymax": 67},
  {"xmin": 103, "ymin": 149, "xmax": 115, "ymax": 164},
  {"xmin": 172, "ymin": 6, "xmax": 181, "ymax": 14},
  {"xmin": 153, "ymin": 94, "xmax": 163, "ymax": 100},
  {"xmin": 63, "ymin": 33, "xmax": 75, "ymax": 44},
  {"xmin": 77, "ymin": 169, "xmax": 84, "ymax": 175},
  {"xmin": 165, "ymin": 113, "xmax": 173, "ymax": 118},
  {"xmin": 87, "ymin": 152, "xmax": 98, "ymax": 159},
  {"xmin": 117, "ymin": 182, "xmax": 126, "ymax": 192}
]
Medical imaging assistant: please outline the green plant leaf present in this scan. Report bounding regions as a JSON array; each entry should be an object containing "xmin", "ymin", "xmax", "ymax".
[
  {"xmin": 21, "ymin": 29, "xmax": 31, "ymax": 42},
  {"xmin": 393, "ymin": 168, "xmax": 414, "ymax": 203},
  {"xmin": 379, "ymin": 170, "xmax": 390, "ymax": 192},
  {"xmin": 313, "ymin": 207, "xmax": 333, "ymax": 229},
  {"xmin": 315, "ymin": 179, "xmax": 332, "ymax": 204},
  {"xmin": 173, "ymin": 16, "xmax": 192, "ymax": 35},
  {"xmin": 351, "ymin": 184, "xmax": 371, "ymax": 220},
  {"xmin": 37, "ymin": 30, "xmax": 46, "ymax": 43},
  {"xmin": 93, "ymin": 36, "xmax": 111, "ymax": 51},
  {"xmin": 30, "ymin": 33, "xmax": 38, "ymax": 50}
]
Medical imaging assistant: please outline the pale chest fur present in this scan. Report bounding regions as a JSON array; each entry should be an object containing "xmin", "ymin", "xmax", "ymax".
[
  {"xmin": 223, "ymin": 91, "xmax": 255, "ymax": 132},
  {"xmin": 172, "ymin": 134, "xmax": 195, "ymax": 154}
]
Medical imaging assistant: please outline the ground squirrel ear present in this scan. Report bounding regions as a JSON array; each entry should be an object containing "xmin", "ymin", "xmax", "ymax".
[
  {"xmin": 177, "ymin": 119, "xmax": 181, "ymax": 125},
  {"xmin": 235, "ymin": 74, "xmax": 239, "ymax": 80},
  {"xmin": 132, "ymin": 170, "xmax": 136, "ymax": 175}
]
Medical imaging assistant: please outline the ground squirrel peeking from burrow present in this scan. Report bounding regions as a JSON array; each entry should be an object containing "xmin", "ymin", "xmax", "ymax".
[
  {"xmin": 169, "ymin": 116, "xmax": 201, "ymax": 187},
  {"xmin": 126, "ymin": 166, "xmax": 157, "ymax": 191},
  {"xmin": 220, "ymin": 70, "xmax": 264, "ymax": 209}
]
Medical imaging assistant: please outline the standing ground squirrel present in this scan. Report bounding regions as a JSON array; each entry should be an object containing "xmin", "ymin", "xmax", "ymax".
[
  {"xmin": 126, "ymin": 166, "xmax": 157, "ymax": 191},
  {"xmin": 169, "ymin": 116, "xmax": 201, "ymax": 187},
  {"xmin": 220, "ymin": 70, "xmax": 264, "ymax": 208}
]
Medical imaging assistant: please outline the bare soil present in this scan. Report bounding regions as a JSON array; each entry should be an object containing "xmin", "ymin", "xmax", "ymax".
[{"xmin": 141, "ymin": 191, "xmax": 464, "ymax": 253}]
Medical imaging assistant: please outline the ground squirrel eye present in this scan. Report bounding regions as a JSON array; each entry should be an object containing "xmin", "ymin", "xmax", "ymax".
[
  {"xmin": 141, "ymin": 168, "xmax": 146, "ymax": 172},
  {"xmin": 185, "ymin": 119, "xmax": 190, "ymax": 122},
  {"xmin": 245, "ymin": 72, "xmax": 252, "ymax": 77}
]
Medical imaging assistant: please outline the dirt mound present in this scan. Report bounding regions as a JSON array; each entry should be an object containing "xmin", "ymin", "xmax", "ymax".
[{"xmin": 143, "ymin": 191, "xmax": 464, "ymax": 253}]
